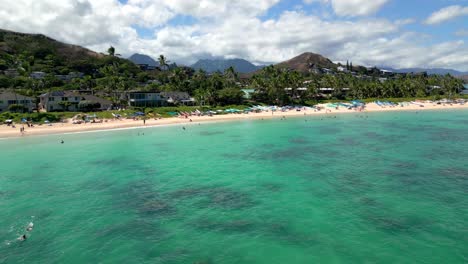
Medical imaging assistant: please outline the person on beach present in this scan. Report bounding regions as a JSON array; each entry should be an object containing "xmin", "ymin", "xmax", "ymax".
[{"xmin": 143, "ymin": 118, "xmax": 146, "ymax": 125}]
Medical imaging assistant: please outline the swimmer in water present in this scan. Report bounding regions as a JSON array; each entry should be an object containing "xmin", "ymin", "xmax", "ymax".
[
  {"xmin": 18, "ymin": 234, "xmax": 27, "ymax": 241},
  {"xmin": 182, "ymin": 126, "xmax": 186, "ymax": 130},
  {"xmin": 26, "ymin": 222, "xmax": 34, "ymax": 232},
  {"xmin": 61, "ymin": 140, "xmax": 64, "ymax": 144}
]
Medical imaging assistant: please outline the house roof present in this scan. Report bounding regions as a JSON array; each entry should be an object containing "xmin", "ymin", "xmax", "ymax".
[
  {"xmin": 40, "ymin": 91, "xmax": 81, "ymax": 97},
  {"xmin": 82, "ymin": 95, "xmax": 113, "ymax": 105},
  {"xmin": 160, "ymin": 91, "xmax": 191, "ymax": 100},
  {"xmin": 0, "ymin": 92, "xmax": 34, "ymax": 100}
]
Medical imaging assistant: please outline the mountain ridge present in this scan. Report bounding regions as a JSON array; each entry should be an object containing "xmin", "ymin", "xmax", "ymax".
[{"xmin": 379, "ymin": 67, "xmax": 468, "ymax": 76}]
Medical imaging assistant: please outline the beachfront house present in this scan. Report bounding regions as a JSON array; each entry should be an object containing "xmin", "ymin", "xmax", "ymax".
[
  {"xmin": 3, "ymin": 69, "xmax": 19, "ymax": 77},
  {"xmin": 30, "ymin": 71, "xmax": 47, "ymax": 79},
  {"xmin": 126, "ymin": 91, "xmax": 166, "ymax": 107},
  {"xmin": 160, "ymin": 91, "xmax": 196, "ymax": 106},
  {"xmin": 461, "ymin": 84, "xmax": 468, "ymax": 95},
  {"xmin": 39, "ymin": 91, "xmax": 113, "ymax": 112},
  {"xmin": 0, "ymin": 92, "xmax": 35, "ymax": 112}
]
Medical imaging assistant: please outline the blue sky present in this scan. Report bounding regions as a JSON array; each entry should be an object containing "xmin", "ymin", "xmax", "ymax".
[{"xmin": 1, "ymin": 0, "xmax": 467, "ymax": 70}]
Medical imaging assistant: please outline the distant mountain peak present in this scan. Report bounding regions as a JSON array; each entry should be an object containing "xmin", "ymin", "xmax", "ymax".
[
  {"xmin": 128, "ymin": 53, "xmax": 159, "ymax": 67},
  {"xmin": 191, "ymin": 58, "xmax": 264, "ymax": 73},
  {"xmin": 275, "ymin": 52, "xmax": 337, "ymax": 73}
]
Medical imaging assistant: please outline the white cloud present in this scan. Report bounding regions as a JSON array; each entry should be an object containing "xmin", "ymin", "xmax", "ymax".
[
  {"xmin": 333, "ymin": 0, "xmax": 389, "ymax": 17},
  {"xmin": 425, "ymin": 5, "xmax": 468, "ymax": 25},
  {"xmin": 0, "ymin": 0, "xmax": 466, "ymax": 71},
  {"xmin": 395, "ymin": 18, "xmax": 415, "ymax": 26},
  {"xmin": 303, "ymin": 0, "xmax": 389, "ymax": 17}
]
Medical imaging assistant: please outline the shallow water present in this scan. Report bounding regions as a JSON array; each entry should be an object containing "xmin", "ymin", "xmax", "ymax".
[{"xmin": 1, "ymin": 110, "xmax": 467, "ymax": 263}]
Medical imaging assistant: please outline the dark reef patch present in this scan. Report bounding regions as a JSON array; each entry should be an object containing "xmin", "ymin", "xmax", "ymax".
[
  {"xmin": 168, "ymin": 186, "xmax": 257, "ymax": 210},
  {"xmin": 261, "ymin": 183, "xmax": 284, "ymax": 192},
  {"xmin": 199, "ymin": 131, "xmax": 225, "ymax": 136},
  {"xmin": 364, "ymin": 213, "xmax": 429, "ymax": 234},
  {"xmin": 318, "ymin": 127, "xmax": 341, "ymax": 134},
  {"xmin": 193, "ymin": 219, "xmax": 257, "ymax": 233},
  {"xmin": 288, "ymin": 137, "xmax": 310, "ymax": 144},
  {"xmin": 117, "ymin": 180, "xmax": 177, "ymax": 217}
]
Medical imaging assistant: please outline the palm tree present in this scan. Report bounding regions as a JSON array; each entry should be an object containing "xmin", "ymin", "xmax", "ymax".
[
  {"xmin": 158, "ymin": 55, "xmax": 169, "ymax": 71},
  {"xmin": 224, "ymin": 66, "xmax": 238, "ymax": 85},
  {"xmin": 108, "ymin": 46, "xmax": 115, "ymax": 56}
]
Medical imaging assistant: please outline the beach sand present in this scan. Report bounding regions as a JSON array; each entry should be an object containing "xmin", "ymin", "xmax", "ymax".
[{"xmin": 1, "ymin": 102, "xmax": 467, "ymax": 139}]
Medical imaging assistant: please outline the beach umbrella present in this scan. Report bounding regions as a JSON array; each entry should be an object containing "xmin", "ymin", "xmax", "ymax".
[
  {"xmin": 5, "ymin": 119, "xmax": 13, "ymax": 123},
  {"xmin": 44, "ymin": 120, "xmax": 50, "ymax": 124}
]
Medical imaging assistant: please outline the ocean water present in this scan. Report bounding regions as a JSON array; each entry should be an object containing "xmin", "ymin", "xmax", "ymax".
[{"xmin": 0, "ymin": 110, "xmax": 467, "ymax": 263}]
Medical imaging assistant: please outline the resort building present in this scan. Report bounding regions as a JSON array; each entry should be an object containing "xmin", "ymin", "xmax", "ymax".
[
  {"xmin": 39, "ymin": 91, "xmax": 112, "ymax": 112},
  {"xmin": 126, "ymin": 91, "xmax": 166, "ymax": 107},
  {"xmin": 0, "ymin": 92, "xmax": 35, "ymax": 112},
  {"xmin": 160, "ymin": 91, "xmax": 196, "ymax": 106}
]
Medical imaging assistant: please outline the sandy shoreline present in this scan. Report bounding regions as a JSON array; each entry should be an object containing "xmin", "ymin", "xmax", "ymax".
[{"xmin": 1, "ymin": 102, "xmax": 467, "ymax": 139}]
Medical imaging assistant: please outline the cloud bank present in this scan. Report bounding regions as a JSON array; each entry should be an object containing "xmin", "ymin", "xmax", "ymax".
[{"xmin": 0, "ymin": 0, "xmax": 467, "ymax": 71}]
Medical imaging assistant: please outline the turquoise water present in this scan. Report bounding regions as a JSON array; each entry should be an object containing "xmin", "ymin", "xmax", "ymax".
[{"xmin": 1, "ymin": 110, "xmax": 467, "ymax": 263}]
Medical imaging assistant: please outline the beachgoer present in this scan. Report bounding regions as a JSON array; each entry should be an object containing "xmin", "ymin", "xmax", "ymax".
[
  {"xmin": 143, "ymin": 119, "xmax": 146, "ymax": 125},
  {"xmin": 61, "ymin": 140, "xmax": 64, "ymax": 144},
  {"xmin": 26, "ymin": 222, "xmax": 34, "ymax": 232},
  {"xmin": 18, "ymin": 235, "xmax": 27, "ymax": 241},
  {"xmin": 182, "ymin": 127, "xmax": 186, "ymax": 130}
]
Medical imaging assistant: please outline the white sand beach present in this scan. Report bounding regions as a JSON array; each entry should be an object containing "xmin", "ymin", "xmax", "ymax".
[{"xmin": 1, "ymin": 102, "xmax": 467, "ymax": 139}]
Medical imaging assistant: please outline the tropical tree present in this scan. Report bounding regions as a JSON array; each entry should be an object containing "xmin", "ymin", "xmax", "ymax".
[{"xmin": 108, "ymin": 46, "xmax": 115, "ymax": 56}]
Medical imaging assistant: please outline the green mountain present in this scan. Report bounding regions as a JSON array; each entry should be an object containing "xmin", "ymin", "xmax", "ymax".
[{"xmin": 0, "ymin": 28, "xmax": 137, "ymax": 76}]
